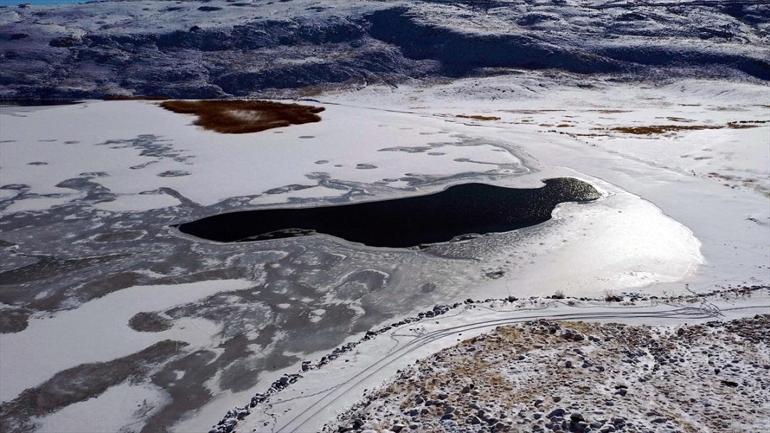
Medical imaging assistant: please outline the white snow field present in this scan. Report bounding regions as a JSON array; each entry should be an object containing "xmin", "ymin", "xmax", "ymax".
[
  {"xmin": 238, "ymin": 290, "xmax": 770, "ymax": 433},
  {"xmin": 0, "ymin": 100, "xmax": 530, "ymax": 209}
]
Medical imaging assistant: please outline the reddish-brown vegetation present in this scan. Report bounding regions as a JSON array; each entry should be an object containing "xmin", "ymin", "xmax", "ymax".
[{"xmin": 159, "ymin": 100, "xmax": 324, "ymax": 133}]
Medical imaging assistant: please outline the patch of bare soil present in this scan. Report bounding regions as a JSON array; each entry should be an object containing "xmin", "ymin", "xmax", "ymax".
[
  {"xmin": 159, "ymin": 100, "xmax": 324, "ymax": 134},
  {"xmin": 609, "ymin": 124, "xmax": 722, "ymax": 135},
  {"xmin": 0, "ymin": 308, "xmax": 30, "ymax": 333},
  {"xmin": 327, "ymin": 315, "xmax": 770, "ymax": 433},
  {"xmin": 706, "ymin": 172, "xmax": 770, "ymax": 197},
  {"xmin": 501, "ymin": 110, "xmax": 566, "ymax": 114},
  {"xmin": 726, "ymin": 120, "xmax": 770, "ymax": 129},
  {"xmin": 587, "ymin": 110, "xmax": 631, "ymax": 114},
  {"xmin": 607, "ymin": 120, "xmax": 767, "ymax": 135},
  {"xmin": 128, "ymin": 311, "xmax": 173, "ymax": 332},
  {"xmin": 456, "ymin": 115, "xmax": 501, "ymax": 121}
]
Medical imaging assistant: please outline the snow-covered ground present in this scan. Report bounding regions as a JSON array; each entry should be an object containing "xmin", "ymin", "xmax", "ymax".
[
  {"xmin": 237, "ymin": 289, "xmax": 770, "ymax": 433},
  {"xmin": 0, "ymin": 99, "xmax": 532, "ymax": 209},
  {"xmin": 322, "ymin": 302, "xmax": 770, "ymax": 433},
  {"xmin": 1, "ymin": 77, "xmax": 768, "ymax": 433}
]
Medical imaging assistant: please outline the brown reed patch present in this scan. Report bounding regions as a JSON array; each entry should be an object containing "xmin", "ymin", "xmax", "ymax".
[{"xmin": 159, "ymin": 100, "xmax": 324, "ymax": 133}]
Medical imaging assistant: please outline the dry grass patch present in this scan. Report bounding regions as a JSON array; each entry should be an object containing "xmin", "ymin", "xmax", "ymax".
[{"xmin": 159, "ymin": 100, "xmax": 324, "ymax": 133}]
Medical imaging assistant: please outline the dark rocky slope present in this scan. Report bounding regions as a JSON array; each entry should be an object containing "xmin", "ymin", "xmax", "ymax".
[{"xmin": 0, "ymin": 0, "xmax": 768, "ymax": 99}]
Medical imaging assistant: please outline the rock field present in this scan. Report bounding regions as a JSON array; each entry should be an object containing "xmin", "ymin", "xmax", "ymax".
[{"xmin": 327, "ymin": 314, "xmax": 770, "ymax": 433}]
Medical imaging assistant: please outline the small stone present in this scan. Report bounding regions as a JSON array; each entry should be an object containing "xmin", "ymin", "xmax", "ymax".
[
  {"xmin": 492, "ymin": 422, "xmax": 511, "ymax": 432},
  {"xmin": 548, "ymin": 408, "xmax": 566, "ymax": 419}
]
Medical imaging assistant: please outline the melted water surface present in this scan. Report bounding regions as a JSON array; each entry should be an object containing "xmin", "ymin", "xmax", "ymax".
[{"xmin": 177, "ymin": 178, "xmax": 600, "ymax": 248}]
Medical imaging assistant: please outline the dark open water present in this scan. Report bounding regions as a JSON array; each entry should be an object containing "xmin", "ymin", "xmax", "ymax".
[{"xmin": 177, "ymin": 178, "xmax": 601, "ymax": 248}]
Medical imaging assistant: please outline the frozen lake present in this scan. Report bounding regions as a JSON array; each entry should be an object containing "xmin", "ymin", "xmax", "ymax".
[
  {"xmin": 1, "ymin": 78, "xmax": 768, "ymax": 433},
  {"xmin": 0, "ymin": 0, "xmax": 84, "ymax": 6}
]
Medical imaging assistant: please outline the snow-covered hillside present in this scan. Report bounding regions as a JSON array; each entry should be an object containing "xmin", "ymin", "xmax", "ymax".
[{"xmin": 0, "ymin": 0, "xmax": 769, "ymax": 99}]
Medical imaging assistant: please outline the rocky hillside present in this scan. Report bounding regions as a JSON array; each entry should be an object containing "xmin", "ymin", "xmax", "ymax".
[
  {"xmin": 326, "ymin": 315, "xmax": 770, "ymax": 433},
  {"xmin": 1, "ymin": 0, "xmax": 768, "ymax": 100}
]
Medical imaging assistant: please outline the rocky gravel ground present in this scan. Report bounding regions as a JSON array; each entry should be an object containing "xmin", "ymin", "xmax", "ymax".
[{"xmin": 325, "ymin": 314, "xmax": 770, "ymax": 433}]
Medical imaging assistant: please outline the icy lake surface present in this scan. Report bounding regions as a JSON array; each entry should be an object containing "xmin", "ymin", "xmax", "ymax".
[
  {"xmin": 1, "ymin": 79, "xmax": 768, "ymax": 433},
  {"xmin": 0, "ymin": 0, "xmax": 82, "ymax": 5},
  {"xmin": 176, "ymin": 179, "xmax": 601, "ymax": 247}
]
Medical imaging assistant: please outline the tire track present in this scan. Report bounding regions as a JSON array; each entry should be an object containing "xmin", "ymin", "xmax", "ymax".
[{"xmin": 268, "ymin": 301, "xmax": 769, "ymax": 432}]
